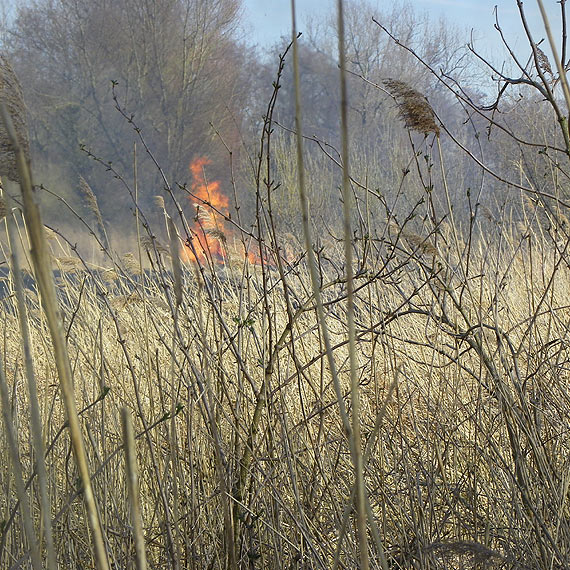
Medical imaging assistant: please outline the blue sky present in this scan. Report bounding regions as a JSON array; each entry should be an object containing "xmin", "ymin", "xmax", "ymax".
[{"xmin": 241, "ymin": 0, "xmax": 561, "ymax": 62}]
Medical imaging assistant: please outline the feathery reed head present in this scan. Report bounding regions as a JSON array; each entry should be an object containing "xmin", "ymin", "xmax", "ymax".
[
  {"xmin": 404, "ymin": 232, "xmax": 439, "ymax": 258},
  {"xmin": 154, "ymin": 195, "xmax": 165, "ymax": 210},
  {"xmin": 80, "ymin": 176, "xmax": 106, "ymax": 230},
  {"xmin": 54, "ymin": 255, "xmax": 83, "ymax": 272},
  {"xmin": 383, "ymin": 79, "xmax": 439, "ymax": 136},
  {"xmin": 0, "ymin": 55, "xmax": 30, "ymax": 182},
  {"xmin": 535, "ymin": 45, "xmax": 553, "ymax": 75},
  {"xmin": 205, "ymin": 227, "xmax": 227, "ymax": 244},
  {"xmin": 122, "ymin": 252, "xmax": 141, "ymax": 274},
  {"xmin": 80, "ymin": 177, "xmax": 101, "ymax": 217},
  {"xmin": 102, "ymin": 268, "xmax": 118, "ymax": 282},
  {"xmin": 140, "ymin": 234, "xmax": 170, "ymax": 256}
]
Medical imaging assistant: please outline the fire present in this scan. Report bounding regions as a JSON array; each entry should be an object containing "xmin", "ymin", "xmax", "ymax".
[
  {"xmin": 189, "ymin": 156, "xmax": 229, "ymax": 212},
  {"xmin": 183, "ymin": 156, "xmax": 228, "ymax": 264},
  {"xmin": 184, "ymin": 156, "xmax": 265, "ymax": 266}
]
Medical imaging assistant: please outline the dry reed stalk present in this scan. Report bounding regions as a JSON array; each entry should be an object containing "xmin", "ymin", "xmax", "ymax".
[
  {"xmin": 336, "ymin": 1, "xmax": 371, "ymax": 568},
  {"xmin": 0, "ymin": 101, "xmax": 110, "ymax": 570},
  {"xmin": 0, "ymin": 56, "xmax": 54, "ymax": 569},
  {"xmin": 133, "ymin": 143, "xmax": 181, "ymax": 570},
  {"xmin": 4, "ymin": 190, "xmax": 57, "ymax": 570},
  {"xmin": 288, "ymin": 4, "xmax": 351, "ymax": 447},
  {"xmin": 167, "ymin": 216, "xmax": 182, "ymax": 307},
  {"xmin": 0, "ymin": 355, "xmax": 42, "ymax": 570},
  {"xmin": 121, "ymin": 408, "xmax": 148, "ymax": 570},
  {"xmin": 0, "ymin": 56, "xmax": 29, "ymax": 182},
  {"xmin": 0, "ymin": 195, "xmax": 7, "ymax": 220},
  {"xmin": 289, "ymin": 2, "xmax": 389, "ymax": 569},
  {"xmin": 383, "ymin": 78, "xmax": 439, "ymax": 136}
]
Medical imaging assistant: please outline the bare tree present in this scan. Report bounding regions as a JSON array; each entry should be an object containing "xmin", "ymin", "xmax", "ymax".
[{"xmin": 8, "ymin": 0, "xmax": 247, "ymax": 224}]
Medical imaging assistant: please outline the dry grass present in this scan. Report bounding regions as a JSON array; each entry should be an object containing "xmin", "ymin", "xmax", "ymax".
[
  {"xmin": 2, "ymin": 19, "xmax": 570, "ymax": 568},
  {"xmin": 1, "ymin": 201, "xmax": 570, "ymax": 568}
]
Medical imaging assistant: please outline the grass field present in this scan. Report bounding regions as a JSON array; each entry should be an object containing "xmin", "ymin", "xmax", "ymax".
[
  {"xmin": 3, "ymin": 3, "xmax": 570, "ymax": 568},
  {"xmin": 2, "ymin": 185, "xmax": 570, "ymax": 569}
]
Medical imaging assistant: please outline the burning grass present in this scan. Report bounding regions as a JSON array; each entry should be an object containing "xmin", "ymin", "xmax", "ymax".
[{"xmin": 183, "ymin": 156, "xmax": 266, "ymax": 267}]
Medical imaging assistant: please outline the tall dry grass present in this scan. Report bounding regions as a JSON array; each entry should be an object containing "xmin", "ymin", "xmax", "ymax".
[
  {"xmin": 3, "ymin": 4, "xmax": 570, "ymax": 569},
  {"xmin": 3, "ymin": 153, "xmax": 570, "ymax": 569}
]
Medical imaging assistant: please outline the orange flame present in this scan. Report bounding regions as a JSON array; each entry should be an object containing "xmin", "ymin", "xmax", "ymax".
[
  {"xmin": 183, "ymin": 156, "xmax": 269, "ymax": 267},
  {"xmin": 183, "ymin": 156, "xmax": 228, "ymax": 264},
  {"xmin": 190, "ymin": 157, "xmax": 229, "ymax": 212}
]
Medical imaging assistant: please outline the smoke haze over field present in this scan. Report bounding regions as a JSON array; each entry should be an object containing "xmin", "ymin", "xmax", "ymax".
[{"xmin": 1, "ymin": 0, "xmax": 567, "ymax": 240}]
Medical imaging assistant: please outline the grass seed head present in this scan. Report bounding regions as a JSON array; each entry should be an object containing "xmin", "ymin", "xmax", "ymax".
[
  {"xmin": 122, "ymin": 252, "xmax": 141, "ymax": 274},
  {"xmin": 205, "ymin": 227, "xmax": 227, "ymax": 244},
  {"xmin": 102, "ymin": 268, "xmax": 118, "ymax": 282},
  {"xmin": 535, "ymin": 45, "xmax": 553, "ymax": 75},
  {"xmin": 80, "ymin": 176, "xmax": 105, "ymax": 227},
  {"xmin": 154, "ymin": 195, "xmax": 165, "ymax": 210},
  {"xmin": 54, "ymin": 255, "xmax": 82, "ymax": 272},
  {"xmin": 44, "ymin": 226, "xmax": 57, "ymax": 241},
  {"xmin": 404, "ymin": 232, "xmax": 439, "ymax": 258},
  {"xmin": 383, "ymin": 78, "xmax": 440, "ymax": 136},
  {"xmin": 140, "ymin": 235, "xmax": 170, "ymax": 256}
]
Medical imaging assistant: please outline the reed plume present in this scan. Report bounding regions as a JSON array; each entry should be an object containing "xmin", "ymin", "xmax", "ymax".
[
  {"xmin": 80, "ymin": 176, "xmax": 109, "ymax": 249},
  {"xmin": 383, "ymin": 78, "xmax": 439, "ymax": 136},
  {"xmin": 535, "ymin": 45, "xmax": 553, "ymax": 75}
]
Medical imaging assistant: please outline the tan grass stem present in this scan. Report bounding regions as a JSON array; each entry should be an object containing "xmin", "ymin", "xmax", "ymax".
[
  {"xmin": 167, "ymin": 216, "xmax": 182, "ymax": 308},
  {"xmin": 121, "ymin": 408, "xmax": 148, "ymax": 570},
  {"xmin": 0, "ymin": 351, "xmax": 42, "ymax": 569},
  {"xmin": 336, "ymin": 0, "xmax": 370, "ymax": 567},
  {"xmin": 0, "ymin": 104, "xmax": 111, "ymax": 570},
  {"xmin": 289, "ymin": 1, "xmax": 352, "ymax": 450},
  {"xmin": 5, "ymin": 190, "xmax": 57, "ymax": 570}
]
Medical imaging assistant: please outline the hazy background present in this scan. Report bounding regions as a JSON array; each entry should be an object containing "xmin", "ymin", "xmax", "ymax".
[
  {"xmin": 0, "ymin": 0, "xmax": 564, "ymax": 251},
  {"xmin": 241, "ymin": 0, "xmax": 558, "ymax": 58}
]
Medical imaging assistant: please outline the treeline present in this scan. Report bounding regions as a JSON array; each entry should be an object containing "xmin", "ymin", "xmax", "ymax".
[
  {"xmin": 2, "ymin": 0, "xmax": 564, "ymax": 242},
  {"xmin": 7, "ymin": 0, "xmax": 248, "ymax": 229}
]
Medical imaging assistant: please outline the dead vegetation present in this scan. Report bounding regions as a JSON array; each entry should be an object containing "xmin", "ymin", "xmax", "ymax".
[{"xmin": 2, "ymin": 1, "xmax": 570, "ymax": 569}]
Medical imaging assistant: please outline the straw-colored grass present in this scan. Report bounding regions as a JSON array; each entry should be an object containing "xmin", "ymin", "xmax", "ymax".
[
  {"xmin": 1, "ymin": 203, "xmax": 570, "ymax": 568},
  {"xmin": 3, "ymin": 5, "xmax": 570, "ymax": 566}
]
